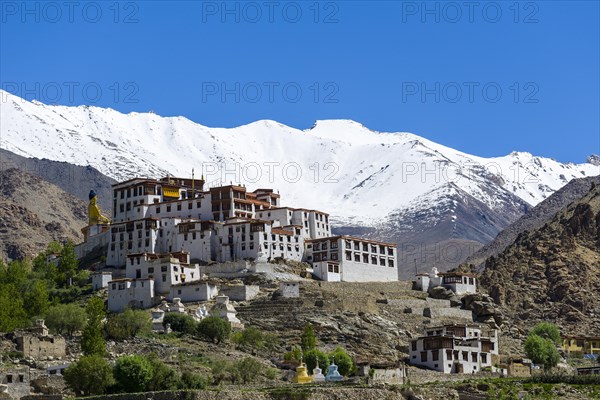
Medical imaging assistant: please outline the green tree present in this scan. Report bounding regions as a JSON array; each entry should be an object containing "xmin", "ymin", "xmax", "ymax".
[
  {"xmin": 0, "ymin": 284, "xmax": 28, "ymax": 331},
  {"xmin": 113, "ymin": 355, "xmax": 153, "ymax": 393},
  {"xmin": 63, "ymin": 355, "xmax": 114, "ymax": 396},
  {"xmin": 45, "ymin": 303, "xmax": 86, "ymax": 336},
  {"xmin": 146, "ymin": 353, "xmax": 179, "ymax": 391},
  {"xmin": 57, "ymin": 241, "xmax": 78, "ymax": 287},
  {"xmin": 525, "ymin": 334, "xmax": 560, "ymax": 370},
  {"xmin": 530, "ymin": 322, "xmax": 561, "ymax": 345},
  {"xmin": 24, "ymin": 280, "xmax": 49, "ymax": 318},
  {"xmin": 300, "ymin": 322, "xmax": 316, "ymax": 351},
  {"xmin": 106, "ymin": 309, "xmax": 151, "ymax": 340},
  {"xmin": 235, "ymin": 357, "xmax": 263, "ymax": 384},
  {"xmin": 330, "ymin": 347, "xmax": 354, "ymax": 376},
  {"xmin": 304, "ymin": 348, "xmax": 329, "ymax": 373},
  {"xmin": 163, "ymin": 312, "xmax": 197, "ymax": 335},
  {"xmin": 197, "ymin": 316, "xmax": 231, "ymax": 344},
  {"xmin": 81, "ymin": 297, "xmax": 106, "ymax": 356}
]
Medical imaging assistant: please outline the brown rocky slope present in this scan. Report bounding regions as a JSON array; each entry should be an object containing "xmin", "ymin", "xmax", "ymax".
[
  {"xmin": 0, "ymin": 168, "xmax": 87, "ymax": 261},
  {"xmin": 480, "ymin": 182, "xmax": 600, "ymax": 336}
]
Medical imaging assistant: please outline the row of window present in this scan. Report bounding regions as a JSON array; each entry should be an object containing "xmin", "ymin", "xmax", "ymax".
[
  {"xmin": 344, "ymin": 240, "xmax": 394, "ymax": 255},
  {"xmin": 413, "ymin": 349, "xmax": 488, "ymax": 364},
  {"xmin": 155, "ymin": 201, "xmax": 200, "ymax": 214}
]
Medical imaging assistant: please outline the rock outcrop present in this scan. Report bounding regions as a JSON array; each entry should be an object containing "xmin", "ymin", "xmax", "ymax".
[{"xmin": 480, "ymin": 183, "xmax": 600, "ymax": 336}]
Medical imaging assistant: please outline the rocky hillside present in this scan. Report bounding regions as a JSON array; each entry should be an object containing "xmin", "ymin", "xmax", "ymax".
[
  {"xmin": 0, "ymin": 148, "xmax": 116, "ymax": 213},
  {"xmin": 0, "ymin": 168, "xmax": 88, "ymax": 261},
  {"xmin": 480, "ymin": 183, "xmax": 600, "ymax": 336},
  {"xmin": 465, "ymin": 176, "xmax": 600, "ymax": 269}
]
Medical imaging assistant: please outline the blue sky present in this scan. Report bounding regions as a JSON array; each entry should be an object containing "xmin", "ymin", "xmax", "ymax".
[{"xmin": 1, "ymin": 1, "xmax": 599, "ymax": 163}]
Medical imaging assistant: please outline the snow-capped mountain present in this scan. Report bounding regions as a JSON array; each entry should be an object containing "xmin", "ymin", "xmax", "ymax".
[
  {"xmin": 1, "ymin": 90, "xmax": 598, "ymax": 275},
  {"xmin": 2, "ymin": 90, "xmax": 597, "ymax": 225}
]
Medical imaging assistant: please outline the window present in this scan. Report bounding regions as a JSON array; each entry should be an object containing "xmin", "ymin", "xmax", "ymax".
[
  {"xmin": 148, "ymin": 267, "xmax": 154, "ymax": 273},
  {"xmin": 354, "ymin": 253, "xmax": 360, "ymax": 262},
  {"xmin": 346, "ymin": 252, "xmax": 352, "ymax": 261},
  {"xmin": 420, "ymin": 352, "xmax": 427, "ymax": 362},
  {"xmin": 192, "ymin": 232, "xmax": 196, "ymax": 240},
  {"xmin": 371, "ymin": 256, "xmax": 377, "ymax": 265},
  {"xmin": 363, "ymin": 243, "xmax": 368, "ymax": 251},
  {"xmin": 411, "ymin": 341, "xmax": 417, "ymax": 351},
  {"xmin": 363, "ymin": 254, "xmax": 369, "ymax": 263},
  {"xmin": 462, "ymin": 351, "xmax": 468, "ymax": 361},
  {"xmin": 167, "ymin": 205, "xmax": 171, "ymax": 212},
  {"xmin": 380, "ymin": 257, "xmax": 386, "ymax": 266},
  {"xmin": 331, "ymin": 253, "xmax": 338, "ymax": 260},
  {"xmin": 471, "ymin": 352, "xmax": 477, "ymax": 362},
  {"xmin": 184, "ymin": 234, "xmax": 188, "ymax": 241},
  {"xmin": 188, "ymin": 202, "xmax": 193, "ymax": 209},
  {"xmin": 388, "ymin": 259, "xmax": 394, "ymax": 268},
  {"xmin": 432, "ymin": 350, "xmax": 439, "ymax": 361},
  {"xmin": 388, "ymin": 247, "xmax": 394, "ymax": 255},
  {"xmin": 481, "ymin": 354, "xmax": 487, "ymax": 364},
  {"xmin": 145, "ymin": 239, "xmax": 150, "ymax": 246},
  {"xmin": 446, "ymin": 349, "xmax": 452, "ymax": 360},
  {"xmin": 177, "ymin": 204, "xmax": 182, "ymax": 211},
  {"xmin": 156, "ymin": 206, "xmax": 161, "ymax": 214},
  {"xmin": 6, "ymin": 375, "xmax": 12, "ymax": 383}
]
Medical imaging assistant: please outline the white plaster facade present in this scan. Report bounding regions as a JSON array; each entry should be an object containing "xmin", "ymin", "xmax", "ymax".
[
  {"xmin": 415, "ymin": 268, "xmax": 477, "ymax": 295},
  {"xmin": 306, "ymin": 236, "xmax": 398, "ymax": 282},
  {"xmin": 409, "ymin": 324, "xmax": 498, "ymax": 374},
  {"xmin": 168, "ymin": 281, "xmax": 218, "ymax": 302},
  {"xmin": 91, "ymin": 272, "xmax": 112, "ymax": 291},
  {"xmin": 107, "ymin": 278, "xmax": 155, "ymax": 312}
]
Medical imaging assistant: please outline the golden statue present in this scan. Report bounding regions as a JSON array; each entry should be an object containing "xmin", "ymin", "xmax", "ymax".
[{"xmin": 88, "ymin": 190, "xmax": 110, "ymax": 225}]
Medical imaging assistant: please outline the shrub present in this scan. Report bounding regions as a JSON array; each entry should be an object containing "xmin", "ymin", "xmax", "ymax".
[
  {"xmin": 106, "ymin": 309, "xmax": 151, "ymax": 340},
  {"xmin": 164, "ymin": 312, "xmax": 197, "ymax": 335},
  {"xmin": 236, "ymin": 357, "xmax": 263, "ymax": 384},
  {"xmin": 146, "ymin": 353, "xmax": 179, "ymax": 391},
  {"xmin": 304, "ymin": 348, "xmax": 329, "ymax": 372},
  {"xmin": 113, "ymin": 355, "xmax": 153, "ymax": 393},
  {"xmin": 63, "ymin": 355, "xmax": 114, "ymax": 396},
  {"xmin": 283, "ymin": 346, "xmax": 301, "ymax": 362},
  {"xmin": 330, "ymin": 347, "xmax": 354, "ymax": 376},
  {"xmin": 197, "ymin": 316, "xmax": 231, "ymax": 344},
  {"xmin": 231, "ymin": 327, "xmax": 265, "ymax": 349},
  {"xmin": 210, "ymin": 360, "xmax": 239, "ymax": 385},
  {"xmin": 180, "ymin": 370, "xmax": 209, "ymax": 389}
]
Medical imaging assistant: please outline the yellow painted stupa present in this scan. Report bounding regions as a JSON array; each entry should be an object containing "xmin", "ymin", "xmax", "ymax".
[{"xmin": 292, "ymin": 358, "xmax": 313, "ymax": 384}]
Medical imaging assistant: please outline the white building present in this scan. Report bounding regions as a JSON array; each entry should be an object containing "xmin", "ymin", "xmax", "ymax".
[
  {"xmin": 409, "ymin": 324, "xmax": 498, "ymax": 374},
  {"xmin": 168, "ymin": 281, "xmax": 218, "ymax": 302},
  {"xmin": 107, "ymin": 278, "xmax": 155, "ymax": 312},
  {"xmin": 78, "ymin": 176, "xmax": 402, "ymax": 311},
  {"xmin": 91, "ymin": 271, "xmax": 112, "ymax": 291},
  {"xmin": 124, "ymin": 252, "xmax": 201, "ymax": 295},
  {"xmin": 415, "ymin": 267, "xmax": 477, "ymax": 295},
  {"xmin": 305, "ymin": 236, "xmax": 398, "ymax": 282}
]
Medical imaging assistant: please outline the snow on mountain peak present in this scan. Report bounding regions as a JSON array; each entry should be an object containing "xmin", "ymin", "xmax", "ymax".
[{"xmin": 1, "ymin": 91, "xmax": 598, "ymax": 226}]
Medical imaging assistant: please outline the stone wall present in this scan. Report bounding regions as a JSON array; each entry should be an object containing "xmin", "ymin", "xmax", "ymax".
[
  {"xmin": 423, "ymin": 307, "xmax": 473, "ymax": 321},
  {"xmin": 81, "ymin": 388, "xmax": 411, "ymax": 400},
  {"xmin": 14, "ymin": 335, "xmax": 66, "ymax": 360},
  {"xmin": 220, "ymin": 285, "xmax": 260, "ymax": 301},
  {"xmin": 0, "ymin": 366, "xmax": 30, "ymax": 399},
  {"xmin": 406, "ymin": 366, "xmax": 503, "ymax": 384}
]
